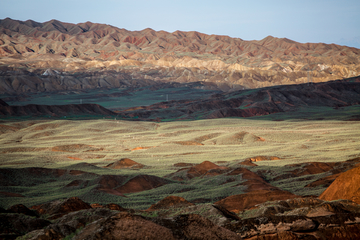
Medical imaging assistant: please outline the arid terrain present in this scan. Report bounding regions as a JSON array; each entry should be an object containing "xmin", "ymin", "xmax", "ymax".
[
  {"xmin": 1, "ymin": 18, "xmax": 360, "ymax": 239},
  {"xmin": 1, "ymin": 115, "xmax": 360, "ymax": 239},
  {"xmin": 1, "ymin": 18, "xmax": 360, "ymax": 96}
]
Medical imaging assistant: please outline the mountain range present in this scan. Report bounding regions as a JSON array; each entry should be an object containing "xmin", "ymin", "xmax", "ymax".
[{"xmin": 1, "ymin": 18, "xmax": 360, "ymax": 94}]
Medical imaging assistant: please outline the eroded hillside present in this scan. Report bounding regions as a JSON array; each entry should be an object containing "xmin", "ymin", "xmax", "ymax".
[{"xmin": 1, "ymin": 18, "xmax": 360, "ymax": 94}]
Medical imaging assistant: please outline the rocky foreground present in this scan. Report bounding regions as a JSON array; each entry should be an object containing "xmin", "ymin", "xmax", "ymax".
[
  {"xmin": 1, "ymin": 196, "xmax": 360, "ymax": 239},
  {"xmin": 1, "ymin": 159, "xmax": 360, "ymax": 239}
]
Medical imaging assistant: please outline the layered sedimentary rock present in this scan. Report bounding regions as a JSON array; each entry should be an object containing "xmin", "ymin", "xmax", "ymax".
[{"xmin": 1, "ymin": 18, "xmax": 360, "ymax": 94}]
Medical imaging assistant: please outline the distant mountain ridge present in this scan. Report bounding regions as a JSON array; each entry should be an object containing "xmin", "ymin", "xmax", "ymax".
[{"xmin": 0, "ymin": 18, "xmax": 360, "ymax": 93}]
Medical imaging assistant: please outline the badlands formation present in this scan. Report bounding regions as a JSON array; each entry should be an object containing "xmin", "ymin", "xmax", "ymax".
[
  {"xmin": 0, "ymin": 18, "xmax": 360, "ymax": 94},
  {"xmin": 1, "ymin": 18, "xmax": 360, "ymax": 240}
]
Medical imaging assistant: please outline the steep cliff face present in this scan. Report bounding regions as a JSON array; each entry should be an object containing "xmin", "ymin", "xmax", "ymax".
[{"xmin": 1, "ymin": 18, "xmax": 360, "ymax": 94}]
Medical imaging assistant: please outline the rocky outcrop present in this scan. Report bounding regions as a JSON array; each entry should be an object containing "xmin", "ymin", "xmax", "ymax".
[
  {"xmin": 0, "ymin": 213, "xmax": 51, "ymax": 239},
  {"xmin": 214, "ymin": 190, "xmax": 299, "ymax": 213},
  {"xmin": 104, "ymin": 158, "xmax": 145, "ymax": 169},
  {"xmin": 73, "ymin": 212, "xmax": 178, "ymax": 240},
  {"xmin": 167, "ymin": 161, "xmax": 229, "ymax": 180},
  {"xmin": 147, "ymin": 196, "xmax": 195, "ymax": 211},
  {"xmin": 224, "ymin": 213, "xmax": 360, "ymax": 239},
  {"xmin": 114, "ymin": 175, "xmax": 173, "ymax": 194},
  {"xmin": 319, "ymin": 166, "xmax": 360, "ymax": 204},
  {"xmin": 73, "ymin": 212, "xmax": 241, "ymax": 240},
  {"xmin": 30, "ymin": 197, "xmax": 92, "ymax": 219},
  {"xmin": 4, "ymin": 196, "xmax": 360, "ymax": 240}
]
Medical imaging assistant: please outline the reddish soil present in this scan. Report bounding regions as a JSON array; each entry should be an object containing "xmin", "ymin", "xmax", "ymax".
[
  {"xmin": 272, "ymin": 161, "xmax": 342, "ymax": 182},
  {"xmin": 186, "ymin": 161, "xmax": 229, "ymax": 179},
  {"xmin": 227, "ymin": 167, "xmax": 278, "ymax": 192},
  {"xmin": 194, "ymin": 160, "xmax": 227, "ymax": 171},
  {"xmin": 245, "ymin": 156, "xmax": 281, "ymax": 162},
  {"xmin": 90, "ymin": 203, "xmax": 103, "ymax": 208},
  {"xmin": 0, "ymin": 191, "xmax": 25, "ymax": 197},
  {"xmin": 103, "ymin": 203, "xmax": 127, "ymax": 211},
  {"xmin": 214, "ymin": 190, "xmax": 299, "ymax": 213},
  {"xmin": 74, "ymin": 212, "xmax": 177, "ymax": 240},
  {"xmin": 226, "ymin": 167, "xmax": 264, "ymax": 181},
  {"xmin": 67, "ymin": 156, "xmax": 83, "ymax": 160},
  {"xmin": 288, "ymin": 162, "xmax": 337, "ymax": 176},
  {"xmin": 115, "ymin": 175, "xmax": 171, "ymax": 194},
  {"xmin": 173, "ymin": 162, "xmax": 195, "ymax": 167},
  {"xmin": 319, "ymin": 166, "xmax": 360, "ymax": 204},
  {"xmin": 97, "ymin": 175, "xmax": 128, "ymax": 189},
  {"xmin": 7, "ymin": 204, "xmax": 38, "ymax": 217},
  {"xmin": 147, "ymin": 196, "xmax": 195, "ymax": 211},
  {"xmin": 104, "ymin": 158, "xmax": 145, "ymax": 169},
  {"xmin": 239, "ymin": 179, "xmax": 280, "ymax": 192},
  {"xmin": 0, "ymin": 124, "xmax": 20, "ymax": 133},
  {"xmin": 131, "ymin": 146, "xmax": 153, "ymax": 151}
]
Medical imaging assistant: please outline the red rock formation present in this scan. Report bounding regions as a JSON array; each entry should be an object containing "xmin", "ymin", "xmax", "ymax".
[
  {"xmin": 31, "ymin": 197, "xmax": 92, "ymax": 219},
  {"xmin": 319, "ymin": 166, "xmax": 360, "ymax": 204},
  {"xmin": 73, "ymin": 212, "xmax": 177, "ymax": 240},
  {"xmin": 103, "ymin": 203, "xmax": 127, "ymax": 211},
  {"xmin": 288, "ymin": 162, "xmax": 337, "ymax": 176},
  {"xmin": 115, "ymin": 175, "xmax": 172, "ymax": 194},
  {"xmin": 214, "ymin": 190, "xmax": 299, "ymax": 213},
  {"xmin": 104, "ymin": 158, "xmax": 145, "ymax": 169}
]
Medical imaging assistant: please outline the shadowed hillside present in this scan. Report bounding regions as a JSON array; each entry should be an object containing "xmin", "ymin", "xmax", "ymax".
[{"xmin": 117, "ymin": 76, "xmax": 360, "ymax": 120}]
